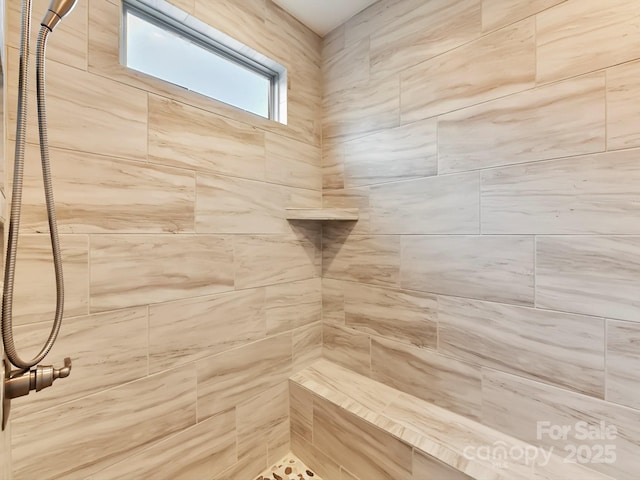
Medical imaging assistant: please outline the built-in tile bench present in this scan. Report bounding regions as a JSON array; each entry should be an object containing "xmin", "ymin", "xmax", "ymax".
[{"xmin": 289, "ymin": 360, "xmax": 614, "ymax": 480}]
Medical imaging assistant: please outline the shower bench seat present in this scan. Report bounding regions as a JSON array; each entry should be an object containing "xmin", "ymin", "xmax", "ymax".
[{"xmin": 289, "ymin": 359, "xmax": 614, "ymax": 480}]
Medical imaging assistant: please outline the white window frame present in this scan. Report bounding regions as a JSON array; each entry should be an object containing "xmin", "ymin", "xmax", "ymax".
[{"xmin": 121, "ymin": 0, "xmax": 287, "ymax": 123}]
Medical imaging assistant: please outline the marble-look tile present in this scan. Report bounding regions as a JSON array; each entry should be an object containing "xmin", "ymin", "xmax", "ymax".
[
  {"xmin": 607, "ymin": 321, "xmax": 640, "ymax": 410},
  {"xmin": 292, "ymin": 322, "xmax": 323, "ymax": 372},
  {"xmin": 323, "ymin": 24, "xmax": 345, "ymax": 60},
  {"xmin": 21, "ymin": 145, "xmax": 195, "ymax": 234},
  {"xmin": 167, "ymin": 0, "xmax": 195, "ymax": 14},
  {"xmin": 341, "ymin": 119, "xmax": 438, "ymax": 188},
  {"xmin": 323, "ymin": 187, "xmax": 370, "ymax": 235},
  {"xmin": 438, "ymin": 73, "xmax": 606, "ymax": 173},
  {"xmin": 290, "ymin": 381, "xmax": 314, "ymax": 442},
  {"xmin": 12, "ymin": 307, "xmax": 148, "ymax": 417},
  {"xmin": 401, "ymin": 235, "xmax": 534, "ymax": 305},
  {"xmin": 323, "ymin": 324, "xmax": 371, "ymax": 376},
  {"xmin": 88, "ymin": 409, "xmax": 236, "ymax": 480},
  {"xmin": 291, "ymin": 433, "xmax": 342, "ymax": 480},
  {"xmin": 413, "ymin": 450, "xmax": 472, "ymax": 479},
  {"xmin": 607, "ymin": 60, "xmax": 640, "ymax": 150},
  {"xmin": 148, "ymin": 95, "xmax": 266, "ymax": 180},
  {"xmin": 265, "ymin": 278, "xmax": 321, "ymax": 335},
  {"xmin": 321, "ymin": 138, "xmax": 345, "ymax": 190},
  {"xmin": 341, "ymin": 468, "xmax": 360, "ymax": 480},
  {"xmin": 90, "ymin": 235, "xmax": 235, "ymax": 312},
  {"xmin": 322, "ymin": 74, "xmax": 400, "ymax": 139},
  {"xmin": 482, "ymin": 370, "xmax": 640, "ymax": 480},
  {"xmin": 323, "ymin": 230, "xmax": 400, "ymax": 287},
  {"xmin": 265, "ymin": 133, "xmax": 321, "ymax": 191},
  {"xmin": 7, "ymin": 0, "xmax": 87, "ymax": 69},
  {"xmin": 536, "ymin": 0, "xmax": 640, "ymax": 83},
  {"xmin": 196, "ymin": 333, "xmax": 292, "ymax": 420},
  {"xmin": 234, "ymin": 235, "xmax": 320, "ymax": 289},
  {"xmin": 213, "ymin": 445, "xmax": 268, "ymax": 480},
  {"xmin": 6, "ymin": 49, "xmax": 147, "ymax": 161},
  {"xmin": 312, "ymin": 395, "xmax": 413, "ymax": 480},
  {"xmin": 323, "ymin": 37, "xmax": 370, "ymax": 96},
  {"xmin": 321, "ymin": 278, "xmax": 345, "ymax": 325},
  {"xmin": 369, "ymin": 172, "xmax": 480, "ymax": 234},
  {"xmin": 237, "ymin": 383, "xmax": 289, "ymax": 459},
  {"xmin": 401, "ymin": 18, "xmax": 535, "ymax": 122},
  {"xmin": 344, "ymin": 283, "xmax": 437, "ymax": 349},
  {"xmin": 13, "ymin": 235, "xmax": 88, "ymax": 325},
  {"xmin": 12, "ymin": 368, "xmax": 196, "ymax": 480},
  {"xmin": 536, "ymin": 236, "xmax": 640, "ymax": 322},
  {"xmin": 370, "ymin": 0, "xmax": 481, "ymax": 78},
  {"xmin": 481, "ymin": 0, "xmax": 565, "ymax": 32},
  {"xmin": 438, "ymin": 296, "xmax": 605, "ymax": 397},
  {"xmin": 195, "ymin": 173, "xmax": 318, "ymax": 234},
  {"xmin": 149, "ymin": 288, "xmax": 266, "ymax": 373},
  {"xmin": 372, "ymin": 337, "xmax": 482, "ymax": 420},
  {"xmin": 481, "ymin": 150, "xmax": 640, "ymax": 234}
]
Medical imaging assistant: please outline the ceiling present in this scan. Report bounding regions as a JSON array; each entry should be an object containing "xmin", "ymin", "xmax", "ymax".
[{"xmin": 272, "ymin": 0, "xmax": 379, "ymax": 36}]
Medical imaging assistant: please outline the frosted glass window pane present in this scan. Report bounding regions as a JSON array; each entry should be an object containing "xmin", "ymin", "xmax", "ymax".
[{"xmin": 125, "ymin": 10, "xmax": 271, "ymax": 118}]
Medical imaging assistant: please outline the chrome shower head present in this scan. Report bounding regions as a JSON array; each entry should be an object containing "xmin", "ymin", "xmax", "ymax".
[{"xmin": 41, "ymin": 0, "xmax": 79, "ymax": 31}]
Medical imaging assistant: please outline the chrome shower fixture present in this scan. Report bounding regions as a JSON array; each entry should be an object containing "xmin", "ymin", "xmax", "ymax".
[{"xmin": 41, "ymin": 0, "xmax": 79, "ymax": 31}]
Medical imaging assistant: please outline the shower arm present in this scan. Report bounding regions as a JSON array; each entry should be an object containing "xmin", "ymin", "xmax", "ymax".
[{"xmin": 2, "ymin": 0, "xmax": 78, "ymax": 427}]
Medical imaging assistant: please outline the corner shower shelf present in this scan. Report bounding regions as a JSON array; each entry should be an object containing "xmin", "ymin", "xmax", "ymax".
[{"xmin": 285, "ymin": 208, "xmax": 359, "ymax": 221}]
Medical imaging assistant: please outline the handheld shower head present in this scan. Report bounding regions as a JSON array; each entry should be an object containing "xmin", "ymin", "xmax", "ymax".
[{"xmin": 41, "ymin": 0, "xmax": 79, "ymax": 31}]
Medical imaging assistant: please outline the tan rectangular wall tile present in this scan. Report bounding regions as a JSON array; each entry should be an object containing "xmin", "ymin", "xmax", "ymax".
[
  {"xmin": 234, "ymin": 235, "xmax": 320, "ymax": 289},
  {"xmin": 212, "ymin": 445, "xmax": 268, "ymax": 480},
  {"xmin": 369, "ymin": 172, "xmax": 480, "ymax": 234},
  {"xmin": 481, "ymin": 150, "xmax": 640, "ymax": 234},
  {"xmin": 341, "ymin": 119, "xmax": 437, "ymax": 188},
  {"xmin": 293, "ymin": 322, "xmax": 322, "ymax": 372},
  {"xmin": 266, "ymin": 278, "xmax": 321, "ymax": 335},
  {"xmin": 312, "ymin": 394, "xmax": 413, "ymax": 480},
  {"xmin": 7, "ymin": 49, "xmax": 147, "ymax": 161},
  {"xmin": 90, "ymin": 235, "xmax": 235, "ymax": 312},
  {"xmin": 13, "ymin": 235, "xmax": 88, "ymax": 325},
  {"xmin": 536, "ymin": 236, "xmax": 640, "ymax": 322},
  {"xmin": 413, "ymin": 450, "xmax": 472, "ymax": 480},
  {"xmin": 401, "ymin": 18, "xmax": 535, "ymax": 122},
  {"xmin": 323, "ymin": 231, "xmax": 400, "ymax": 287},
  {"xmin": 88, "ymin": 409, "xmax": 236, "ymax": 480},
  {"xmin": 12, "ymin": 369, "xmax": 197, "ymax": 480},
  {"xmin": 537, "ymin": 0, "xmax": 640, "ymax": 83},
  {"xmin": 323, "ymin": 187, "xmax": 370, "ymax": 235},
  {"xmin": 438, "ymin": 296, "xmax": 605, "ymax": 397},
  {"xmin": 149, "ymin": 289, "xmax": 266, "ymax": 373},
  {"xmin": 196, "ymin": 333, "xmax": 292, "ymax": 420},
  {"xmin": 607, "ymin": 60, "xmax": 640, "ymax": 150},
  {"xmin": 401, "ymin": 235, "xmax": 534, "ymax": 305},
  {"xmin": 13, "ymin": 307, "xmax": 148, "ymax": 417},
  {"xmin": 21, "ymin": 145, "xmax": 195, "ymax": 234},
  {"xmin": 438, "ymin": 73, "xmax": 606, "ymax": 173},
  {"xmin": 322, "ymin": 74, "xmax": 400, "ymax": 139},
  {"xmin": 345, "ymin": 283, "xmax": 437, "ymax": 349},
  {"xmin": 291, "ymin": 432, "xmax": 341, "ymax": 480},
  {"xmin": 322, "ymin": 324, "xmax": 371, "ymax": 377},
  {"xmin": 370, "ymin": 0, "xmax": 481, "ymax": 78},
  {"xmin": 323, "ymin": 37, "xmax": 370, "ymax": 97},
  {"xmin": 372, "ymin": 337, "xmax": 482, "ymax": 420},
  {"xmin": 265, "ymin": 133, "xmax": 321, "ymax": 191},
  {"xmin": 290, "ymin": 382, "xmax": 313, "ymax": 442},
  {"xmin": 148, "ymin": 95, "xmax": 266, "ymax": 180},
  {"xmin": 481, "ymin": 0, "xmax": 565, "ymax": 32},
  {"xmin": 321, "ymin": 278, "xmax": 346, "ymax": 325},
  {"xmin": 607, "ymin": 320, "xmax": 640, "ymax": 410},
  {"xmin": 482, "ymin": 370, "xmax": 640, "ymax": 479},
  {"xmin": 195, "ymin": 173, "xmax": 318, "ymax": 234},
  {"xmin": 237, "ymin": 383, "xmax": 289, "ymax": 460}
]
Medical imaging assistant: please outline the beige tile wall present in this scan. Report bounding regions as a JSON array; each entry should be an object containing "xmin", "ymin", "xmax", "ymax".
[
  {"xmin": 321, "ymin": 0, "xmax": 640, "ymax": 478},
  {"xmin": 3, "ymin": 0, "xmax": 322, "ymax": 478}
]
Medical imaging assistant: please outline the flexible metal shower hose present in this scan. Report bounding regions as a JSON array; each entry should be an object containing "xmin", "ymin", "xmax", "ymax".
[{"xmin": 2, "ymin": 0, "xmax": 64, "ymax": 370}]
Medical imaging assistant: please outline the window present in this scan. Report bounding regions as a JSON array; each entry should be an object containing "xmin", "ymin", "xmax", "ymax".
[{"xmin": 122, "ymin": 0, "xmax": 286, "ymax": 122}]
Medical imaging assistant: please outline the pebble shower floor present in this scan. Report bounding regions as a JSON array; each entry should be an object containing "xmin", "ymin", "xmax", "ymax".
[{"xmin": 254, "ymin": 454, "xmax": 322, "ymax": 480}]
